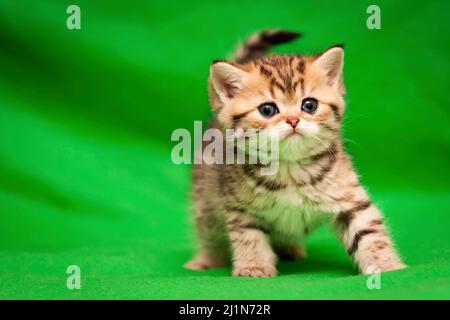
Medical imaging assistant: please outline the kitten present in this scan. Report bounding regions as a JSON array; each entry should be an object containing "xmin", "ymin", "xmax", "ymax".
[{"xmin": 185, "ymin": 30, "xmax": 406, "ymax": 277}]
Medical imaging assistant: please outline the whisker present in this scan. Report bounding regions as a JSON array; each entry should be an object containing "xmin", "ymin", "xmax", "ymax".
[{"xmin": 311, "ymin": 135, "xmax": 337, "ymax": 160}]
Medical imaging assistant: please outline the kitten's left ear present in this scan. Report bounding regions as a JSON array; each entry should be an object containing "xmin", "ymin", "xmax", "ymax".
[{"xmin": 313, "ymin": 45, "xmax": 345, "ymax": 94}]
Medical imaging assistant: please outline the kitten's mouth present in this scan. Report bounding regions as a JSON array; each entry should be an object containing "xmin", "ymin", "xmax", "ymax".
[{"xmin": 286, "ymin": 130, "xmax": 301, "ymax": 138}]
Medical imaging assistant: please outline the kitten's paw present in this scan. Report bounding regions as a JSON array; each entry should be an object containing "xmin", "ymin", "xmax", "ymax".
[
  {"xmin": 184, "ymin": 259, "xmax": 210, "ymax": 271},
  {"xmin": 233, "ymin": 264, "xmax": 278, "ymax": 277},
  {"xmin": 184, "ymin": 252, "xmax": 228, "ymax": 271},
  {"xmin": 276, "ymin": 244, "xmax": 307, "ymax": 261},
  {"xmin": 362, "ymin": 262, "xmax": 407, "ymax": 275}
]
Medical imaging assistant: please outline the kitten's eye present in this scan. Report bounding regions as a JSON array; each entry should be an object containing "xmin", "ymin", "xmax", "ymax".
[
  {"xmin": 301, "ymin": 98, "xmax": 318, "ymax": 114},
  {"xmin": 258, "ymin": 103, "xmax": 278, "ymax": 118}
]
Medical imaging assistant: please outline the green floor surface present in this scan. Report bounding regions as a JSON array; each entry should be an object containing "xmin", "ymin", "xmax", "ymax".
[{"xmin": 0, "ymin": 0, "xmax": 449, "ymax": 299}]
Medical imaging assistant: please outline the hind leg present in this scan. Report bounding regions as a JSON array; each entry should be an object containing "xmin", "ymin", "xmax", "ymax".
[
  {"xmin": 273, "ymin": 238, "xmax": 307, "ymax": 261},
  {"xmin": 184, "ymin": 250, "xmax": 228, "ymax": 270},
  {"xmin": 184, "ymin": 210, "xmax": 230, "ymax": 271}
]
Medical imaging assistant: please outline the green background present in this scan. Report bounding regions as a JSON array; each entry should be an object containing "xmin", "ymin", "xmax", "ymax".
[{"xmin": 0, "ymin": 0, "xmax": 449, "ymax": 299}]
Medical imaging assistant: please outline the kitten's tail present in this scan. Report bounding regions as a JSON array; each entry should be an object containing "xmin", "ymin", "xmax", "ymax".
[{"xmin": 233, "ymin": 29, "xmax": 302, "ymax": 64}]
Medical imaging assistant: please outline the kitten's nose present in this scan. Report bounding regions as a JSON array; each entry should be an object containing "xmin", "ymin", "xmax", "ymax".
[{"xmin": 286, "ymin": 116, "xmax": 300, "ymax": 128}]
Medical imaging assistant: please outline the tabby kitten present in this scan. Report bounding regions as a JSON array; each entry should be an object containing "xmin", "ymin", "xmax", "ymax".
[{"xmin": 185, "ymin": 30, "xmax": 406, "ymax": 277}]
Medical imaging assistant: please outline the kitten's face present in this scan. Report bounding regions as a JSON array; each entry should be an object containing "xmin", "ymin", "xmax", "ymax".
[{"xmin": 210, "ymin": 47, "xmax": 345, "ymax": 160}]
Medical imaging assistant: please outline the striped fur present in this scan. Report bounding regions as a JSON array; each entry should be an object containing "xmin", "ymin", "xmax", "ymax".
[
  {"xmin": 186, "ymin": 30, "xmax": 405, "ymax": 277},
  {"xmin": 234, "ymin": 29, "xmax": 301, "ymax": 64}
]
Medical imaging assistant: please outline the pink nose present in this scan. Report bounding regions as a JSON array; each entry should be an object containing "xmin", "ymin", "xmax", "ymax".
[{"xmin": 286, "ymin": 116, "xmax": 300, "ymax": 128}]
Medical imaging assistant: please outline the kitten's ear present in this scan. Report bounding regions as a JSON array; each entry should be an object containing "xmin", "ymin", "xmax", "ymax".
[
  {"xmin": 313, "ymin": 45, "xmax": 345, "ymax": 94},
  {"xmin": 209, "ymin": 61, "xmax": 248, "ymax": 110}
]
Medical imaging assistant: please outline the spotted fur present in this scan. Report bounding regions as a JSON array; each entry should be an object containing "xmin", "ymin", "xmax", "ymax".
[{"xmin": 186, "ymin": 30, "xmax": 405, "ymax": 277}]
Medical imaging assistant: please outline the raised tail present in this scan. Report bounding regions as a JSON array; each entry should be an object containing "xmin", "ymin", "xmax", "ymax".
[{"xmin": 233, "ymin": 29, "xmax": 302, "ymax": 64}]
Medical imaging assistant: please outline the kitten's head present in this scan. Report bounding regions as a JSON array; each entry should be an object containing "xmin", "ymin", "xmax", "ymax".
[{"xmin": 209, "ymin": 46, "xmax": 345, "ymax": 161}]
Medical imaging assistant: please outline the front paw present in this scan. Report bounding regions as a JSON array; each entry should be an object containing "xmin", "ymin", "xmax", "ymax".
[
  {"xmin": 362, "ymin": 262, "xmax": 407, "ymax": 275},
  {"xmin": 233, "ymin": 264, "xmax": 278, "ymax": 277}
]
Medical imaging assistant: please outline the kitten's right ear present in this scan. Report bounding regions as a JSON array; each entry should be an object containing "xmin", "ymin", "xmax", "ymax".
[{"xmin": 209, "ymin": 61, "xmax": 248, "ymax": 110}]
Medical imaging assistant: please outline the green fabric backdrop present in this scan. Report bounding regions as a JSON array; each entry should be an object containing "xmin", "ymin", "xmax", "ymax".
[{"xmin": 0, "ymin": 0, "xmax": 449, "ymax": 299}]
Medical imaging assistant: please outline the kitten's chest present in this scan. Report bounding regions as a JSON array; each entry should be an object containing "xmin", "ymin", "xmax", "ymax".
[{"xmin": 251, "ymin": 186, "xmax": 331, "ymax": 237}]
